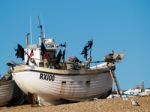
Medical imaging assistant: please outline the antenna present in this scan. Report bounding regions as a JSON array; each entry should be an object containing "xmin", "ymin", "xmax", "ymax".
[{"xmin": 30, "ymin": 16, "xmax": 33, "ymax": 44}]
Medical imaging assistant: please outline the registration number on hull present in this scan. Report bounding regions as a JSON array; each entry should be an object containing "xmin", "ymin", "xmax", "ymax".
[{"xmin": 39, "ymin": 73, "xmax": 55, "ymax": 81}]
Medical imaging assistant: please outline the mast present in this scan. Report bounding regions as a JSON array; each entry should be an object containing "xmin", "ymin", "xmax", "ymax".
[
  {"xmin": 26, "ymin": 33, "xmax": 30, "ymax": 47},
  {"xmin": 38, "ymin": 16, "xmax": 44, "ymax": 45},
  {"xmin": 30, "ymin": 16, "xmax": 33, "ymax": 44}
]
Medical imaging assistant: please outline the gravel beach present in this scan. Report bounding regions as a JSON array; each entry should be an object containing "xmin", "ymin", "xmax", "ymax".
[{"xmin": 0, "ymin": 96, "xmax": 150, "ymax": 112}]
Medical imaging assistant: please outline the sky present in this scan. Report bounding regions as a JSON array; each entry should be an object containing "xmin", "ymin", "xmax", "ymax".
[{"xmin": 0, "ymin": 0, "xmax": 150, "ymax": 89}]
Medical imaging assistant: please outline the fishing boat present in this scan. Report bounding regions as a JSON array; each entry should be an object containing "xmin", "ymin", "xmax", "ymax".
[
  {"xmin": 0, "ymin": 74, "xmax": 25, "ymax": 106},
  {"xmin": 0, "ymin": 80, "xmax": 14, "ymax": 106},
  {"xmin": 10, "ymin": 20, "xmax": 124, "ymax": 105}
]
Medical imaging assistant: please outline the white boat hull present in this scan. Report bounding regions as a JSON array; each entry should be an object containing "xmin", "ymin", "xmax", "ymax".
[{"xmin": 12, "ymin": 65, "xmax": 113, "ymax": 104}]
